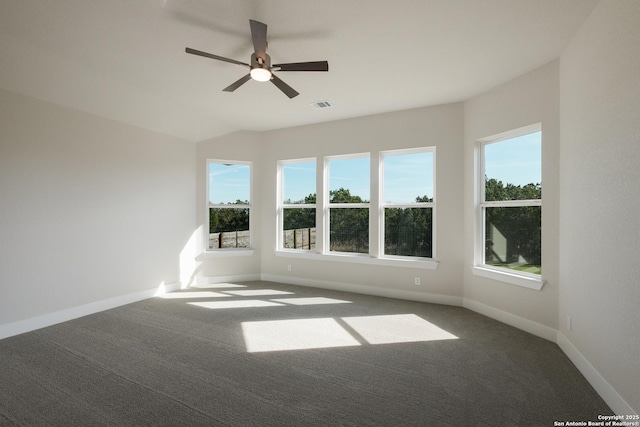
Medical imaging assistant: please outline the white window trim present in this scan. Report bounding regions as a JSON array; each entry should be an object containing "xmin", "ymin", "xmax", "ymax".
[
  {"xmin": 474, "ymin": 123, "xmax": 544, "ymax": 289},
  {"xmin": 206, "ymin": 159, "xmax": 253, "ymax": 254},
  {"xmin": 277, "ymin": 158, "xmax": 317, "ymax": 251}
]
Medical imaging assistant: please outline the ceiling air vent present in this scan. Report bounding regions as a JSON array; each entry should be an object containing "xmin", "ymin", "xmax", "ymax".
[{"xmin": 311, "ymin": 100, "xmax": 333, "ymax": 109}]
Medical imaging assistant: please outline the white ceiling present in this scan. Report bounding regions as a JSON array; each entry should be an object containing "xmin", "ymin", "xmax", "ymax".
[{"xmin": 0, "ymin": 0, "xmax": 599, "ymax": 142}]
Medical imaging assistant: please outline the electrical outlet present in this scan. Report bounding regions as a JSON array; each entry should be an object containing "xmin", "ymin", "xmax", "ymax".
[
  {"xmin": 414, "ymin": 277, "xmax": 421, "ymax": 285},
  {"xmin": 287, "ymin": 264, "xmax": 292, "ymax": 272}
]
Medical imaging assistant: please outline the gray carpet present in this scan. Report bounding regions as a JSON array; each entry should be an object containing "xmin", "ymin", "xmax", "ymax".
[{"xmin": 0, "ymin": 280, "xmax": 611, "ymax": 426}]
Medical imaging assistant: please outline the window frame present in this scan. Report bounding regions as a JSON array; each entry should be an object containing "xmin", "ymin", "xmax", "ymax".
[
  {"xmin": 473, "ymin": 124, "xmax": 544, "ymax": 290},
  {"xmin": 277, "ymin": 158, "xmax": 317, "ymax": 252},
  {"xmin": 379, "ymin": 147, "xmax": 436, "ymax": 261},
  {"xmin": 206, "ymin": 159, "xmax": 253, "ymax": 254}
]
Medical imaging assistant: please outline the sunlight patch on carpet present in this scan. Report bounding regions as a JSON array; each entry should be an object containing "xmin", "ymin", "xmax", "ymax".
[
  {"xmin": 159, "ymin": 291, "xmax": 231, "ymax": 299},
  {"xmin": 242, "ymin": 314, "xmax": 457, "ymax": 352},
  {"xmin": 242, "ymin": 318, "xmax": 361, "ymax": 352},
  {"xmin": 224, "ymin": 289, "xmax": 295, "ymax": 297},
  {"xmin": 191, "ymin": 283, "xmax": 247, "ymax": 289},
  {"xmin": 270, "ymin": 297, "xmax": 352, "ymax": 306},
  {"xmin": 342, "ymin": 314, "xmax": 458, "ymax": 344},
  {"xmin": 189, "ymin": 300, "xmax": 284, "ymax": 310}
]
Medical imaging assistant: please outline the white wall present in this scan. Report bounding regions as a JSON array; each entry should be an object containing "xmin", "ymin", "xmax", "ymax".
[
  {"xmin": 260, "ymin": 104, "xmax": 465, "ymax": 302},
  {"xmin": 463, "ymin": 61, "xmax": 560, "ymax": 333},
  {"xmin": 559, "ymin": 0, "xmax": 640, "ymax": 414},
  {"xmin": 0, "ymin": 89, "xmax": 196, "ymax": 334}
]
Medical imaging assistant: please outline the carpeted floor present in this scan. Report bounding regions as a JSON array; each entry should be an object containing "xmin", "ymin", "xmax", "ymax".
[{"xmin": 0, "ymin": 281, "xmax": 612, "ymax": 426}]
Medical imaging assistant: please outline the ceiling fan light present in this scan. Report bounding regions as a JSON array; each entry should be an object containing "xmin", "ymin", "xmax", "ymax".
[{"xmin": 250, "ymin": 67, "xmax": 272, "ymax": 82}]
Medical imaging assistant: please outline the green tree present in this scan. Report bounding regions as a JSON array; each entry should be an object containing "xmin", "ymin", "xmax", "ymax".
[
  {"xmin": 484, "ymin": 178, "xmax": 541, "ymax": 269},
  {"xmin": 384, "ymin": 195, "xmax": 433, "ymax": 257},
  {"xmin": 209, "ymin": 200, "xmax": 250, "ymax": 233}
]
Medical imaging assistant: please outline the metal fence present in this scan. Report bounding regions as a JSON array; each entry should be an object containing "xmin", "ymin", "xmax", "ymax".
[{"xmin": 209, "ymin": 230, "xmax": 250, "ymax": 249}]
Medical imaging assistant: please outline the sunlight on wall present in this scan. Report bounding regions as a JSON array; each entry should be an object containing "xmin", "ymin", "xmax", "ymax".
[
  {"xmin": 154, "ymin": 281, "xmax": 167, "ymax": 296},
  {"xmin": 179, "ymin": 227, "xmax": 201, "ymax": 289}
]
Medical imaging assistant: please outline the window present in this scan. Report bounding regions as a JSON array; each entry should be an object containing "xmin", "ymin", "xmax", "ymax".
[
  {"xmin": 381, "ymin": 148, "xmax": 435, "ymax": 258},
  {"xmin": 326, "ymin": 155, "xmax": 370, "ymax": 254},
  {"xmin": 207, "ymin": 160, "xmax": 252, "ymax": 250},
  {"xmin": 476, "ymin": 125, "xmax": 542, "ymax": 282},
  {"xmin": 275, "ymin": 149, "xmax": 438, "ymax": 269},
  {"xmin": 278, "ymin": 159, "xmax": 316, "ymax": 251}
]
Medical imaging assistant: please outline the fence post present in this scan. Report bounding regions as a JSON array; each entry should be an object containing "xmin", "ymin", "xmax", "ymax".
[{"xmin": 219, "ymin": 232, "xmax": 223, "ymax": 249}]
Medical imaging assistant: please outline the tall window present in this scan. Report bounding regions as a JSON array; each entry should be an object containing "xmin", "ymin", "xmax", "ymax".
[
  {"xmin": 381, "ymin": 148, "xmax": 435, "ymax": 258},
  {"xmin": 327, "ymin": 155, "xmax": 370, "ymax": 254},
  {"xmin": 279, "ymin": 159, "xmax": 316, "ymax": 251},
  {"xmin": 478, "ymin": 125, "xmax": 542, "ymax": 275},
  {"xmin": 207, "ymin": 160, "xmax": 251, "ymax": 250}
]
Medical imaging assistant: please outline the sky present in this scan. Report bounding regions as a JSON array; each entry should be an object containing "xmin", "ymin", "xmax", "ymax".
[
  {"xmin": 209, "ymin": 162, "xmax": 250, "ymax": 204},
  {"xmin": 485, "ymin": 131, "xmax": 541, "ymax": 186},
  {"xmin": 210, "ymin": 132, "xmax": 541, "ymax": 205},
  {"xmin": 282, "ymin": 152, "xmax": 434, "ymax": 204}
]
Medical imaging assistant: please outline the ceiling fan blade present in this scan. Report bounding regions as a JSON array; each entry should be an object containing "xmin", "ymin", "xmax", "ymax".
[
  {"xmin": 185, "ymin": 47, "xmax": 249, "ymax": 67},
  {"xmin": 273, "ymin": 61, "xmax": 329, "ymax": 72},
  {"xmin": 222, "ymin": 74, "xmax": 252, "ymax": 92},
  {"xmin": 270, "ymin": 74, "xmax": 299, "ymax": 99},
  {"xmin": 249, "ymin": 19, "xmax": 268, "ymax": 58}
]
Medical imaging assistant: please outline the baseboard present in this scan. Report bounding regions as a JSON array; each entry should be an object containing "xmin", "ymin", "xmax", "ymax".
[
  {"xmin": 0, "ymin": 282, "xmax": 181, "ymax": 341},
  {"xmin": 260, "ymin": 274, "xmax": 463, "ymax": 306},
  {"xmin": 462, "ymin": 298, "xmax": 557, "ymax": 342},
  {"xmin": 557, "ymin": 332, "xmax": 636, "ymax": 416}
]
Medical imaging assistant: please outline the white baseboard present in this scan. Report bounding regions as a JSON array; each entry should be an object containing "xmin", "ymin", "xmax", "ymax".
[
  {"xmin": 260, "ymin": 273, "xmax": 464, "ymax": 306},
  {"xmin": 0, "ymin": 282, "xmax": 181, "ymax": 341},
  {"xmin": 557, "ymin": 332, "xmax": 636, "ymax": 416},
  {"xmin": 462, "ymin": 298, "xmax": 557, "ymax": 342}
]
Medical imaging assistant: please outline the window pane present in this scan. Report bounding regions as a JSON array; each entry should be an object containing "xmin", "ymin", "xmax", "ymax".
[
  {"xmin": 384, "ymin": 208, "xmax": 432, "ymax": 257},
  {"xmin": 329, "ymin": 208, "xmax": 369, "ymax": 253},
  {"xmin": 484, "ymin": 206, "xmax": 541, "ymax": 274},
  {"xmin": 484, "ymin": 131, "xmax": 541, "ymax": 201},
  {"xmin": 209, "ymin": 208, "xmax": 250, "ymax": 249},
  {"xmin": 329, "ymin": 157, "xmax": 369, "ymax": 203},
  {"xmin": 282, "ymin": 162, "xmax": 316, "ymax": 204},
  {"xmin": 209, "ymin": 163, "xmax": 250, "ymax": 205},
  {"xmin": 283, "ymin": 208, "xmax": 316, "ymax": 250},
  {"xmin": 383, "ymin": 152, "xmax": 433, "ymax": 203}
]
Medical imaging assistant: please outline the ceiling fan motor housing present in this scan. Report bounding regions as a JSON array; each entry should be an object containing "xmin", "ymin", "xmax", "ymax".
[{"xmin": 251, "ymin": 53, "xmax": 271, "ymax": 71}]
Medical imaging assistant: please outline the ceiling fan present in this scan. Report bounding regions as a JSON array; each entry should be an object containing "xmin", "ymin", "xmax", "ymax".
[{"xmin": 185, "ymin": 19, "xmax": 329, "ymax": 99}]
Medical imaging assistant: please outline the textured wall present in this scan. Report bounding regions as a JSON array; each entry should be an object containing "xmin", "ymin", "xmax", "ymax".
[{"xmin": 559, "ymin": 0, "xmax": 640, "ymax": 414}]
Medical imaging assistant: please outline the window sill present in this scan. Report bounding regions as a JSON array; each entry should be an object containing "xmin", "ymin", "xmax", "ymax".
[
  {"xmin": 199, "ymin": 249, "xmax": 255, "ymax": 259},
  {"xmin": 471, "ymin": 266, "xmax": 544, "ymax": 290},
  {"xmin": 275, "ymin": 250, "xmax": 438, "ymax": 270}
]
